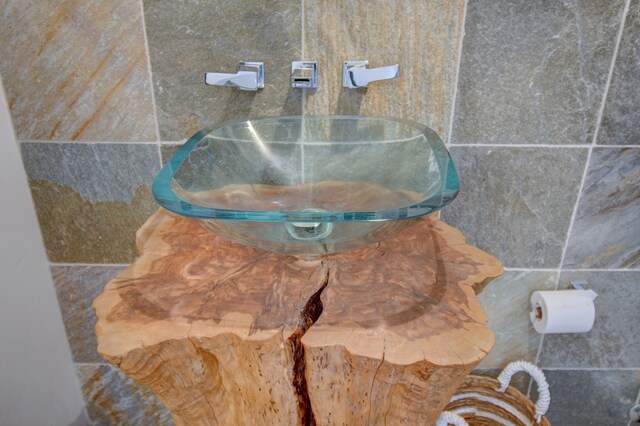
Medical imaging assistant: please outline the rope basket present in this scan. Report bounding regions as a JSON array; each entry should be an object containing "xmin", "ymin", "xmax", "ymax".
[{"xmin": 438, "ymin": 361, "xmax": 551, "ymax": 426}]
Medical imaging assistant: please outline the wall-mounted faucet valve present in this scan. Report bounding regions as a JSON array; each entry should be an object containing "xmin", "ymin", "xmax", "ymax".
[
  {"xmin": 291, "ymin": 61, "xmax": 318, "ymax": 89},
  {"xmin": 342, "ymin": 60, "xmax": 399, "ymax": 88},
  {"xmin": 204, "ymin": 61, "xmax": 264, "ymax": 91}
]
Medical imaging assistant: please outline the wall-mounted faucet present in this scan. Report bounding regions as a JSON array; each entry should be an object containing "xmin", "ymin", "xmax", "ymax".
[
  {"xmin": 291, "ymin": 61, "xmax": 318, "ymax": 89},
  {"xmin": 342, "ymin": 61, "xmax": 400, "ymax": 88},
  {"xmin": 204, "ymin": 59, "xmax": 400, "ymax": 91},
  {"xmin": 204, "ymin": 61, "xmax": 264, "ymax": 91}
]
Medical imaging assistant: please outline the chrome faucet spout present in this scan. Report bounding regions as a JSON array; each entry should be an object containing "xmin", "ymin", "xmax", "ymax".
[{"xmin": 204, "ymin": 61, "xmax": 264, "ymax": 91}]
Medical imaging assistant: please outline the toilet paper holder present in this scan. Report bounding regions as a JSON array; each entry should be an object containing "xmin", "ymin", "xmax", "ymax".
[
  {"xmin": 570, "ymin": 280, "xmax": 588, "ymax": 290},
  {"xmin": 530, "ymin": 281, "xmax": 598, "ymax": 334}
]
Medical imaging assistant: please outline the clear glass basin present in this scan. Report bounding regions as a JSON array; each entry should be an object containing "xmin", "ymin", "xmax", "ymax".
[{"xmin": 152, "ymin": 116, "xmax": 459, "ymax": 255}]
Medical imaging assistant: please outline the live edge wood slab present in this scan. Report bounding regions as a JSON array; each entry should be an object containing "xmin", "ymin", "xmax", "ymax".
[{"xmin": 94, "ymin": 209, "xmax": 502, "ymax": 426}]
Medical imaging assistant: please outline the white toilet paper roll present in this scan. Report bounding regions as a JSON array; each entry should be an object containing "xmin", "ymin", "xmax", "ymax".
[{"xmin": 530, "ymin": 289, "xmax": 597, "ymax": 334}]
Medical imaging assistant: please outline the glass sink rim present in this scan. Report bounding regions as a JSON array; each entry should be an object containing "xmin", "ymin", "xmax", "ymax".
[{"xmin": 152, "ymin": 115, "xmax": 460, "ymax": 223}]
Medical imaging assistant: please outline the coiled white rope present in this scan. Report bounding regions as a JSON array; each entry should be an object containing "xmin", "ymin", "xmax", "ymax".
[
  {"xmin": 496, "ymin": 361, "xmax": 550, "ymax": 423},
  {"xmin": 436, "ymin": 411, "xmax": 469, "ymax": 426}
]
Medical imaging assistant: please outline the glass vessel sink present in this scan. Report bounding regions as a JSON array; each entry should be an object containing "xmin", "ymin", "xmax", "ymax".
[{"xmin": 153, "ymin": 116, "xmax": 459, "ymax": 255}]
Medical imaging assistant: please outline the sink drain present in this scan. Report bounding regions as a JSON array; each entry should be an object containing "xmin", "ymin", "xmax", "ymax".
[{"xmin": 285, "ymin": 209, "xmax": 333, "ymax": 241}]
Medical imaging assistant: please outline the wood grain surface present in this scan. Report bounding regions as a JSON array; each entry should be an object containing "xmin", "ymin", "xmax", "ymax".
[{"xmin": 94, "ymin": 209, "xmax": 502, "ymax": 425}]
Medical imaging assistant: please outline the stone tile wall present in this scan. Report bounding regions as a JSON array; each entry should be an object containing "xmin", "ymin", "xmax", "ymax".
[
  {"xmin": 441, "ymin": 1, "xmax": 640, "ymax": 424},
  {"xmin": 0, "ymin": 0, "xmax": 637, "ymax": 424}
]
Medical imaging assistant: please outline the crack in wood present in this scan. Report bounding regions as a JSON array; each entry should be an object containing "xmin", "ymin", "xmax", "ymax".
[{"xmin": 288, "ymin": 268, "xmax": 330, "ymax": 426}]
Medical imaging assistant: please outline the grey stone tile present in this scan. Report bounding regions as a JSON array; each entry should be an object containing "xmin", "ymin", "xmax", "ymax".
[
  {"xmin": 539, "ymin": 271, "xmax": 640, "ymax": 368},
  {"xmin": 0, "ymin": 0, "xmax": 156, "ymax": 141},
  {"xmin": 531, "ymin": 370, "xmax": 640, "ymax": 425},
  {"xmin": 143, "ymin": 0, "xmax": 302, "ymax": 141},
  {"xmin": 440, "ymin": 146, "xmax": 587, "ymax": 268},
  {"xmin": 303, "ymin": 139, "xmax": 437, "ymax": 192},
  {"xmin": 477, "ymin": 271, "xmax": 557, "ymax": 368},
  {"xmin": 472, "ymin": 369, "xmax": 531, "ymax": 395},
  {"xmin": 599, "ymin": 0, "xmax": 640, "ymax": 145},
  {"xmin": 452, "ymin": 0, "xmax": 626, "ymax": 145},
  {"xmin": 21, "ymin": 143, "xmax": 160, "ymax": 203},
  {"xmin": 20, "ymin": 143, "xmax": 160, "ymax": 263},
  {"xmin": 564, "ymin": 148, "xmax": 640, "ymax": 269},
  {"xmin": 304, "ymin": 0, "xmax": 465, "ymax": 140},
  {"xmin": 77, "ymin": 364, "xmax": 173, "ymax": 426},
  {"xmin": 52, "ymin": 266, "xmax": 122, "ymax": 363}
]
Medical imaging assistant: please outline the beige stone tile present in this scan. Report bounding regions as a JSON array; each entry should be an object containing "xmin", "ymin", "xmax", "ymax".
[
  {"xmin": 144, "ymin": 0, "xmax": 302, "ymax": 141},
  {"xmin": 304, "ymin": 0, "xmax": 465, "ymax": 139},
  {"xmin": 477, "ymin": 270, "xmax": 557, "ymax": 369},
  {"xmin": 77, "ymin": 364, "xmax": 173, "ymax": 425},
  {"xmin": 0, "ymin": 0, "xmax": 157, "ymax": 141},
  {"xmin": 52, "ymin": 266, "xmax": 123, "ymax": 363},
  {"xmin": 563, "ymin": 148, "xmax": 640, "ymax": 269},
  {"xmin": 21, "ymin": 142, "xmax": 160, "ymax": 263}
]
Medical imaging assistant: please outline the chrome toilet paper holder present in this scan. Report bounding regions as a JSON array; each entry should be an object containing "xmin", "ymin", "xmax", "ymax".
[
  {"xmin": 530, "ymin": 281, "xmax": 598, "ymax": 334},
  {"xmin": 570, "ymin": 280, "xmax": 588, "ymax": 290}
]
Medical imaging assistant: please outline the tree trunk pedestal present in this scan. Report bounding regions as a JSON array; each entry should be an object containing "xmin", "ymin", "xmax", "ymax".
[{"xmin": 94, "ymin": 209, "xmax": 502, "ymax": 425}]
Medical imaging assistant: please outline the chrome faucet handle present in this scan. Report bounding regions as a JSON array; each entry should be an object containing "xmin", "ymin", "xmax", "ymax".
[
  {"xmin": 342, "ymin": 60, "xmax": 400, "ymax": 88},
  {"xmin": 204, "ymin": 61, "xmax": 264, "ymax": 91}
]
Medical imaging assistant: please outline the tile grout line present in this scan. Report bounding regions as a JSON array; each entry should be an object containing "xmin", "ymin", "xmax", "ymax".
[
  {"xmin": 18, "ymin": 140, "xmax": 185, "ymax": 145},
  {"xmin": 445, "ymin": 0, "xmax": 468, "ymax": 146},
  {"xmin": 587, "ymin": 145, "xmax": 638, "ymax": 149},
  {"xmin": 446, "ymin": 143, "xmax": 640, "ymax": 149},
  {"xmin": 138, "ymin": 0, "xmax": 161, "ymax": 143},
  {"xmin": 538, "ymin": 367, "xmax": 640, "ymax": 371},
  {"xmin": 502, "ymin": 267, "xmax": 558, "ymax": 272},
  {"xmin": 556, "ymin": 0, "xmax": 630, "ymax": 273},
  {"xmin": 525, "ymin": 354, "xmax": 538, "ymax": 399},
  {"xmin": 300, "ymin": 0, "xmax": 306, "ymax": 117},
  {"xmin": 50, "ymin": 262, "xmax": 130, "ymax": 268},
  {"xmin": 561, "ymin": 268, "xmax": 640, "ymax": 272},
  {"xmin": 555, "ymin": 123, "xmax": 593, "ymax": 271},
  {"xmin": 453, "ymin": 143, "xmax": 595, "ymax": 148},
  {"xmin": 485, "ymin": 367, "xmax": 640, "ymax": 372},
  {"xmin": 300, "ymin": 0, "xmax": 306, "ymax": 182},
  {"xmin": 17, "ymin": 139, "xmax": 640, "ymax": 149},
  {"xmin": 503, "ymin": 267, "xmax": 640, "ymax": 272},
  {"xmin": 158, "ymin": 140, "xmax": 184, "ymax": 145},
  {"xmin": 156, "ymin": 142, "xmax": 163, "ymax": 167},
  {"xmin": 75, "ymin": 362, "xmax": 111, "ymax": 367}
]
